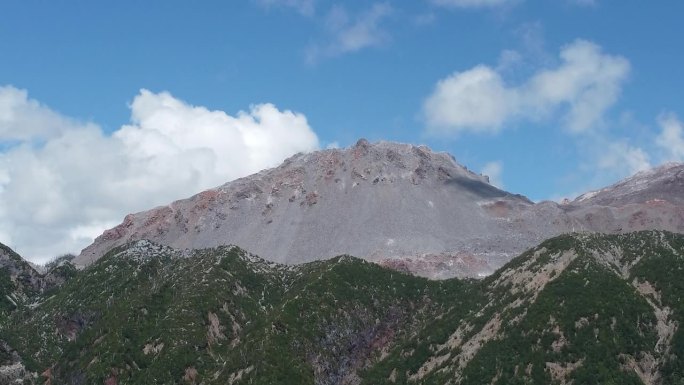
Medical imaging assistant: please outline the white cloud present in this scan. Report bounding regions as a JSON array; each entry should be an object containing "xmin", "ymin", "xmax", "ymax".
[
  {"xmin": 0, "ymin": 86, "xmax": 81, "ymax": 141},
  {"xmin": 526, "ymin": 40, "xmax": 630, "ymax": 132},
  {"xmin": 481, "ymin": 161, "xmax": 504, "ymax": 188},
  {"xmin": 430, "ymin": 0, "xmax": 517, "ymax": 8},
  {"xmin": 306, "ymin": 3, "xmax": 392, "ymax": 63},
  {"xmin": 424, "ymin": 66, "xmax": 514, "ymax": 134},
  {"xmin": 656, "ymin": 112, "xmax": 684, "ymax": 161},
  {"xmin": 596, "ymin": 141, "xmax": 650, "ymax": 175},
  {"xmin": 423, "ymin": 39, "xmax": 630, "ymax": 135},
  {"xmin": 564, "ymin": 135, "xmax": 651, "ymax": 199},
  {"xmin": 254, "ymin": 0, "xmax": 316, "ymax": 16},
  {"xmin": 0, "ymin": 86, "xmax": 319, "ymax": 263}
]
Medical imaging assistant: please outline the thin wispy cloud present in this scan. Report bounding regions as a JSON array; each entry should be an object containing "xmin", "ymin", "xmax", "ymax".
[
  {"xmin": 496, "ymin": 23, "xmax": 550, "ymax": 73},
  {"xmin": 306, "ymin": 2, "xmax": 393, "ymax": 63},
  {"xmin": 481, "ymin": 161, "xmax": 504, "ymax": 188},
  {"xmin": 413, "ymin": 12, "xmax": 437, "ymax": 26},
  {"xmin": 254, "ymin": 0, "xmax": 317, "ymax": 16},
  {"xmin": 595, "ymin": 140, "xmax": 650, "ymax": 175},
  {"xmin": 656, "ymin": 113, "xmax": 684, "ymax": 161},
  {"xmin": 429, "ymin": 0, "xmax": 518, "ymax": 9},
  {"xmin": 568, "ymin": 0, "xmax": 597, "ymax": 7}
]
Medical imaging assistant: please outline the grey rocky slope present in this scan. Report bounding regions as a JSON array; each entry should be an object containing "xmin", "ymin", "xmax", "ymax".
[
  {"xmin": 1, "ymin": 244, "xmax": 77, "ymax": 317},
  {"xmin": 76, "ymin": 140, "xmax": 684, "ymax": 278},
  {"xmin": 0, "ymin": 243, "xmax": 43, "ymax": 311}
]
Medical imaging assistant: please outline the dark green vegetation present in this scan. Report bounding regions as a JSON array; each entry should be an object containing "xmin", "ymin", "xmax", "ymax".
[
  {"xmin": 0, "ymin": 268, "xmax": 15, "ymax": 316},
  {"xmin": 2, "ymin": 231, "xmax": 684, "ymax": 384}
]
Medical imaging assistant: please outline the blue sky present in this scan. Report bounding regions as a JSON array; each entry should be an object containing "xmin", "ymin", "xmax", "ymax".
[{"xmin": 1, "ymin": 0, "xmax": 683, "ymax": 261}]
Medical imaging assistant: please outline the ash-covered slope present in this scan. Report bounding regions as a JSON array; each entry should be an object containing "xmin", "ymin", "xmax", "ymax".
[
  {"xmin": 76, "ymin": 140, "xmax": 684, "ymax": 278},
  {"xmin": 77, "ymin": 140, "xmax": 534, "ymax": 276}
]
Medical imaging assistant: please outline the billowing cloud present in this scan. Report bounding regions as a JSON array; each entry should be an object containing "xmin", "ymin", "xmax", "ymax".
[
  {"xmin": 424, "ymin": 66, "xmax": 514, "ymax": 134},
  {"xmin": 656, "ymin": 113, "xmax": 684, "ymax": 161},
  {"xmin": 481, "ymin": 161, "xmax": 504, "ymax": 188},
  {"xmin": 0, "ymin": 86, "xmax": 319, "ymax": 263},
  {"xmin": 430, "ymin": 0, "xmax": 517, "ymax": 8},
  {"xmin": 0, "ymin": 86, "xmax": 80, "ymax": 141},
  {"xmin": 306, "ymin": 2, "xmax": 393, "ymax": 63},
  {"xmin": 526, "ymin": 40, "xmax": 629, "ymax": 132},
  {"xmin": 424, "ymin": 40, "xmax": 630, "ymax": 135}
]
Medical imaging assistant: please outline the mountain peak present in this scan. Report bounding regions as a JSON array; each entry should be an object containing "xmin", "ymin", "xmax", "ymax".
[
  {"xmin": 574, "ymin": 162, "xmax": 684, "ymax": 206},
  {"xmin": 76, "ymin": 140, "xmax": 529, "ymax": 276},
  {"xmin": 76, "ymin": 143, "xmax": 684, "ymax": 279},
  {"xmin": 271, "ymin": 139, "xmax": 488, "ymax": 188}
]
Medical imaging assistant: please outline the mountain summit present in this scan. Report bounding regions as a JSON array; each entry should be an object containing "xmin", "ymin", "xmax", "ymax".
[{"xmin": 76, "ymin": 140, "xmax": 684, "ymax": 278}]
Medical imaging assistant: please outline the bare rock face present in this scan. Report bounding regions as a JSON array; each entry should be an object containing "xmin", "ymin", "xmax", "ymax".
[
  {"xmin": 76, "ymin": 140, "xmax": 684, "ymax": 279},
  {"xmin": 0, "ymin": 344, "xmax": 36, "ymax": 385},
  {"xmin": 0, "ymin": 243, "xmax": 44, "ymax": 297}
]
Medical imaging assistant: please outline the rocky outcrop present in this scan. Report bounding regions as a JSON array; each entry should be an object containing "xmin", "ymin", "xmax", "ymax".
[
  {"xmin": 0, "ymin": 340, "xmax": 37, "ymax": 384},
  {"xmin": 1, "ymin": 243, "xmax": 77, "ymax": 316},
  {"xmin": 1, "ymin": 243, "xmax": 44, "ymax": 311}
]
